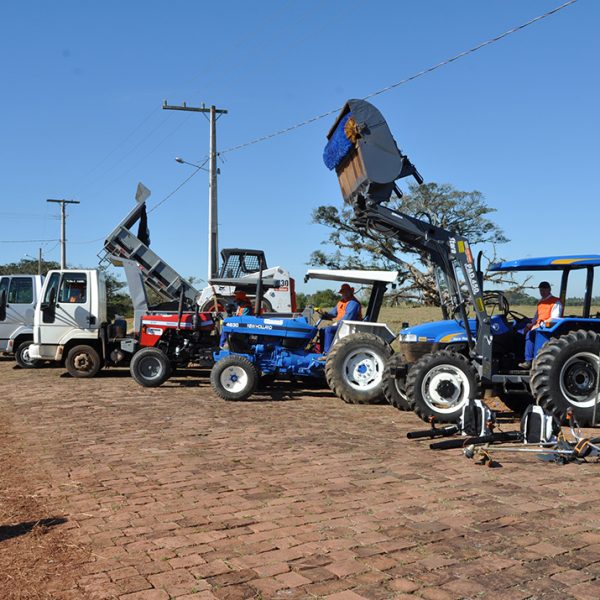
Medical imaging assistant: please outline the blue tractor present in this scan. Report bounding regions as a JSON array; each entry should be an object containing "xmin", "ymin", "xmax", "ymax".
[
  {"xmin": 210, "ymin": 270, "xmax": 398, "ymax": 403},
  {"xmin": 394, "ymin": 256, "xmax": 600, "ymax": 425},
  {"xmin": 322, "ymin": 97, "xmax": 600, "ymax": 426}
]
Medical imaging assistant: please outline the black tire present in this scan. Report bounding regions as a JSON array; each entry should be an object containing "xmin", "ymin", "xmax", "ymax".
[
  {"xmin": 382, "ymin": 353, "xmax": 412, "ymax": 410},
  {"xmin": 406, "ymin": 350, "xmax": 481, "ymax": 423},
  {"xmin": 65, "ymin": 345, "xmax": 102, "ymax": 378},
  {"xmin": 130, "ymin": 347, "xmax": 172, "ymax": 387},
  {"xmin": 211, "ymin": 355, "xmax": 258, "ymax": 401},
  {"xmin": 530, "ymin": 330, "xmax": 600, "ymax": 426},
  {"xmin": 325, "ymin": 333, "xmax": 392, "ymax": 404},
  {"xmin": 15, "ymin": 340, "xmax": 39, "ymax": 369},
  {"xmin": 496, "ymin": 391, "xmax": 533, "ymax": 416}
]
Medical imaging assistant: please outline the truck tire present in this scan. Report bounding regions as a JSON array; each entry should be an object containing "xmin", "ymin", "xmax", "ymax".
[
  {"xmin": 15, "ymin": 340, "xmax": 39, "ymax": 369},
  {"xmin": 530, "ymin": 330, "xmax": 600, "ymax": 426},
  {"xmin": 325, "ymin": 333, "xmax": 392, "ymax": 404},
  {"xmin": 406, "ymin": 351, "xmax": 481, "ymax": 423},
  {"xmin": 382, "ymin": 353, "xmax": 411, "ymax": 410},
  {"xmin": 65, "ymin": 345, "xmax": 102, "ymax": 378},
  {"xmin": 211, "ymin": 355, "xmax": 257, "ymax": 401},
  {"xmin": 130, "ymin": 347, "xmax": 172, "ymax": 387},
  {"xmin": 496, "ymin": 391, "xmax": 533, "ymax": 416}
]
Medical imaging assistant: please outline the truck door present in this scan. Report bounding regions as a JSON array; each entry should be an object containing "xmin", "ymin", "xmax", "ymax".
[
  {"xmin": 0, "ymin": 277, "xmax": 11, "ymax": 351},
  {"xmin": 0, "ymin": 277, "xmax": 35, "ymax": 351},
  {"xmin": 37, "ymin": 272, "xmax": 94, "ymax": 346}
]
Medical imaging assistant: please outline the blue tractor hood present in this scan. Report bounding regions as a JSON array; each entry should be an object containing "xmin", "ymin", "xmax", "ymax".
[
  {"xmin": 221, "ymin": 315, "xmax": 317, "ymax": 342},
  {"xmin": 399, "ymin": 315, "xmax": 511, "ymax": 344}
]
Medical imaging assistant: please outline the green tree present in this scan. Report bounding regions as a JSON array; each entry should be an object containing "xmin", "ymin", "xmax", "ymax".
[
  {"xmin": 0, "ymin": 257, "xmax": 59, "ymax": 275},
  {"xmin": 311, "ymin": 182, "xmax": 514, "ymax": 305}
]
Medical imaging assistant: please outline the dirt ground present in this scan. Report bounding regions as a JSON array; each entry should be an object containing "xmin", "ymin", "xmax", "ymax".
[{"xmin": 1, "ymin": 358, "xmax": 600, "ymax": 600}]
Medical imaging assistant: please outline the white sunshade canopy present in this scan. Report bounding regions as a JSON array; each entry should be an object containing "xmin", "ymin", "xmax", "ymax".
[{"xmin": 304, "ymin": 269, "xmax": 398, "ymax": 285}]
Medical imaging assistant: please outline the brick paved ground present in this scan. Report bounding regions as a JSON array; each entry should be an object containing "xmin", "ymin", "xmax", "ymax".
[{"xmin": 1, "ymin": 358, "xmax": 600, "ymax": 599}]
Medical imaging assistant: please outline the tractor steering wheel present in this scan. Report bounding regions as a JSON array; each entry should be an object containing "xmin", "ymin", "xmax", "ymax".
[{"xmin": 482, "ymin": 291, "xmax": 511, "ymax": 319}]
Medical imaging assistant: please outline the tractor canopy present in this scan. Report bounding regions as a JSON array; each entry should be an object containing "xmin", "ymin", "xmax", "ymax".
[{"xmin": 490, "ymin": 255, "xmax": 600, "ymax": 271}]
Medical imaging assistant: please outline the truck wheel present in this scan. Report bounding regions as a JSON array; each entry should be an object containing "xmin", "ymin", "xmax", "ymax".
[
  {"xmin": 130, "ymin": 348, "xmax": 172, "ymax": 387},
  {"xmin": 496, "ymin": 391, "xmax": 533, "ymax": 416},
  {"xmin": 211, "ymin": 355, "xmax": 257, "ymax": 401},
  {"xmin": 15, "ymin": 340, "xmax": 39, "ymax": 369},
  {"xmin": 325, "ymin": 333, "xmax": 392, "ymax": 404},
  {"xmin": 406, "ymin": 350, "xmax": 481, "ymax": 423},
  {"xmin": 382, "ymin": 353, "xmax": 411, "ymax": 410},
  {"xmin": 65, "ymin": 345, "xmax": 102, "ymax": 378},
  {"xmin": 530, "ymin": 330, "xmax": 600, "ymax": 426}
]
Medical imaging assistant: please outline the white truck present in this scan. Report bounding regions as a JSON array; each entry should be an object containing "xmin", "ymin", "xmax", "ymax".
[{"xmin": 0, "ymin": 274, "xmax": 44, "ymax": 367}]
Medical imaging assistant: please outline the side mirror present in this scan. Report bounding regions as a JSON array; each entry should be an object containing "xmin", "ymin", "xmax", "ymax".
[
  {"xmin": 42, "ymin": 287, "xmax": 57, "ymax": 323},
  {"xmin": 0, "ymin": 290, "xmax": 6, "ymax": 321}
]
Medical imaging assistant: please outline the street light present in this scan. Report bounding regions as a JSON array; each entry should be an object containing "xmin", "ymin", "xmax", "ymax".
[{"xmin": 174, "ymin": 156, "xmax": 209, "ymax": 171}]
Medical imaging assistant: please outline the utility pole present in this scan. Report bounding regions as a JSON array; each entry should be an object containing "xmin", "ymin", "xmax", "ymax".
[
  {"xmin": 46, "ymin": 199, "xmax": 80, "ymax": 269},
  {"xmin": 38, "ymin": 247, "xmax": 42, "ymax": 275},
  {"xmin": 162, "ymin": 100, "xmax": 228, "ymax": 280}
]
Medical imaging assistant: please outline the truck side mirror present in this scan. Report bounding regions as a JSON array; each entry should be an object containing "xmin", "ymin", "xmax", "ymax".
[
  {"xmin": 42, "ymin": 287, "xmax": 57, "ymax": 323},
  {"xmin": 0, "ymin": 290, "xmax": 6, "ymax": 321}
]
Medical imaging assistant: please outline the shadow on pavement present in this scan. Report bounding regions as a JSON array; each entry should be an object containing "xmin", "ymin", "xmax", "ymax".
[{"xmin": 0, "ymin": 516, "xmax": 68, "ymax": 543}]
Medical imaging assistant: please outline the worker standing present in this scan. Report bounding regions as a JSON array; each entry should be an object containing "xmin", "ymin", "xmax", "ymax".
[
  {"xmin": 318, "ymin": 283, "xmax": 363, "ymax": 353},
  {"xmin": 519, "ymin": 281, "xmax": 562, "ymax": 369}
]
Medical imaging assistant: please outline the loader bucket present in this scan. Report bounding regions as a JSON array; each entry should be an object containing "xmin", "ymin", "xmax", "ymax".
[{"xmin": 324, "ymin": 99, "xmax": 422, "ymax": 207}]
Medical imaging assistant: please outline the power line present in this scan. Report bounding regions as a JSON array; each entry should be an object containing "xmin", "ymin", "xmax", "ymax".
[
  {"xmin": 69, "ymin": 158, "xmax": 209, "ymax": 245},
  {"xmin": 218, "ymin": 0, "xmax": 579, "ymax": 156},
  {"xmin": 0, "ymin": 239, "xmax": 59, "ymax": 243}
]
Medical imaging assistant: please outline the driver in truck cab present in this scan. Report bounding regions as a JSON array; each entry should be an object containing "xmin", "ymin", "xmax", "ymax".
[
  {"xmin": 318, "ymin": 283, "xmax": 363, "ymax": 353},
  {"xmin": 519, "ymin": 281, "xmax": 563, "ymax": 370}
]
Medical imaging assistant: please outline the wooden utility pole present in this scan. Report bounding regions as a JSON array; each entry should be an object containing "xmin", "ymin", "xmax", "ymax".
[
  {"xmin": 162, "ymin": 101, "xmax": 228, "ymax": 280},
  {"xmin": 46, "ymin": 199, "xmax": 80, "ymax": 269}
]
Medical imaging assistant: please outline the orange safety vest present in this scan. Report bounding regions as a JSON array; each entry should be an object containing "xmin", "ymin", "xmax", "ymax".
[
  {"xmin": 334, "ymin": 297, "xmax": 363, "ymax": 322},
  {"xmin": 534, "ymin": 295, "xmax": 561, "ymax": 327},
  {"xmin": 236, "ymin": 299, "xmax": 254, "ymax": 316}
]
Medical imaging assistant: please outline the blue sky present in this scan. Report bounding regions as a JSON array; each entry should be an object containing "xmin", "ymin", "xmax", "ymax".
[{"xmin": 0, "ymin": 0, "xmax": 597, "ymax": 295}]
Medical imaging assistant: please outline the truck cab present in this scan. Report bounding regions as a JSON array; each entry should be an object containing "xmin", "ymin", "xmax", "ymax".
[
  {"xmin": 30, "ymin": 269, "xmax": 105, "ymax": 368},
  {"xmin": 0, "ymin": 274, "xmax": 44, "ymax": 367}
]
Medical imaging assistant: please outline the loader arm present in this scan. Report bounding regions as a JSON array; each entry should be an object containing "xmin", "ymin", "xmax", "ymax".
[{"xmin": 325, "ymin": 99, "xmax": 493, "ymax": 380}]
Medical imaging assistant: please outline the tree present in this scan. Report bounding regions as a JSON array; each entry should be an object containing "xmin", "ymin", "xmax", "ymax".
[
  {"xmin": 311, "ymin": 182, "xmax": 516, "ymax": 305},
  {"xmin": 0, "ymin": 257, "xmax": 59, "ymax": 275}
]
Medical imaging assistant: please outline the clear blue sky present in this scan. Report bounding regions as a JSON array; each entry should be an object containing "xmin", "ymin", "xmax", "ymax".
[{"xmin": 0, "ymin": 0, "xmax": 597, "ymax": 295}]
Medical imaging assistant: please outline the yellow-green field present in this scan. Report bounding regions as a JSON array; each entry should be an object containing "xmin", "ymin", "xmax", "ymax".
[{"xmin": 378, "ymin": 304, "xmax": 600, "ymax": 334}]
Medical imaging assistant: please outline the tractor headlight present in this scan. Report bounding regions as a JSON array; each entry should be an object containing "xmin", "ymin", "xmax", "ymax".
[{"xmin": 399, "ymin": 333, "xmax": 418, "ymax": 342}]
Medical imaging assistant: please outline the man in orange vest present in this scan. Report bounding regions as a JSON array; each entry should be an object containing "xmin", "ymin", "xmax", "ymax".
[
  {"xmin": 233, "ymin": 290, "xmax": 254, "ymax": 316},
  {"xmin": 318, "ymin": 283, "xmax": 363, "ymax": 353},
  {"xmin": 519, "ymin": 281, "xmax": 562, "ymax": 369}
]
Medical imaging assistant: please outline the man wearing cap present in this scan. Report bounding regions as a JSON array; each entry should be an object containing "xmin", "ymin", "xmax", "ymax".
[
  {"xmin": 318, "ymin": 283, "xmax": 363, "ymax": 353},
  {"xmin": 518, "ymin": 281, "xmax": 562, "ymax": 369}
]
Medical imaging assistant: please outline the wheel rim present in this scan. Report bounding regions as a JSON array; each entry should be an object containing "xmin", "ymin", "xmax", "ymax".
[
  {"xmin": 139, "ymin": 356, "xmax": 165, "ymax": 380},
  {"xmin": 342, "ymin": 349, "xmax": 384, "ymax": 391},
  {"xmin": 73, "ymin": 352, "xmax": 94, "ymax": 372},
  {"xmin": 20, "ymin": 346, "xmax": 35, "ymax": 366},
  {"xmin": 220, "ymin": 365, "xmax": 249, "ymax": 393},
  {"xmin": 421, "ymin": 365, "xmax": 471, "ymax": 414},
  {"xmin": 559, "ymin": 352, "xmax": 599, "ymax": 408},
  {"xmin": 393, "ymin": 378, "xmax": 407, "ymax": 401}
]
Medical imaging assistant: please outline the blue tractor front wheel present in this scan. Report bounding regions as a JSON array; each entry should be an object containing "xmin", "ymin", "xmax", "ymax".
[{"xmin": 211, "ymin": 355, "xmax": 258, "ymax": 401}]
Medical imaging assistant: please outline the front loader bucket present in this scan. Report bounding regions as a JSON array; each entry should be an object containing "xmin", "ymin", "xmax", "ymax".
[{"xmin": 324, "ymin": 99, "xmax": 422, "ymax": 207}]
